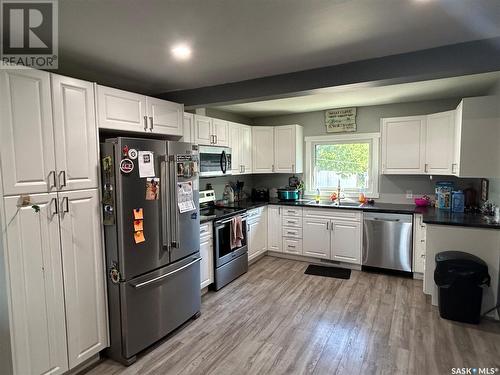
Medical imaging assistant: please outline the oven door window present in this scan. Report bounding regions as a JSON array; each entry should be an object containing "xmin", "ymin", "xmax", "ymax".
[{"xmin": 216, "ymin": 221, "xmax": 247, "ymax": 259}]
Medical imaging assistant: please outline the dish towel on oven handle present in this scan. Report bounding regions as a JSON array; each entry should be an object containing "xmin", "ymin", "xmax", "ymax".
[{"xmin": 230, "ymin": 216, "xmax": 244, "ymax": 249}]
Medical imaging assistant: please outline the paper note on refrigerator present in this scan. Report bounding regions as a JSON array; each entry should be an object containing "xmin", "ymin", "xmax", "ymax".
[
  {"xmin": 138, "ymin": 151, "xmax": 155, "ymax": 178},
  {"xmin": 177, "ymin": 181, "xmax": 196, "ymax": 213}
]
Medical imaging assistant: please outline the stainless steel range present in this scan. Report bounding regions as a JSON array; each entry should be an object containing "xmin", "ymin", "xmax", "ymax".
[{"xmin": 200, "ymin": 190, "xmax": 248, "ymax": 290}]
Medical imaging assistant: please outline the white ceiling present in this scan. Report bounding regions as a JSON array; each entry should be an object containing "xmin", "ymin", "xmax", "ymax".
[
  {"xmin": 211, "ymin": 72, "xmax": 500, "ymax": 117},
  {"xmin": 57, "ymin": 0, "xmax": 500, "ymax": 94}
]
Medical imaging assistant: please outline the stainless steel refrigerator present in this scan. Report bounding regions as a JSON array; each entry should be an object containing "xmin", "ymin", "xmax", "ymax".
[{"xmin": 100, "ymin": 137, "xmax": 201, "ymax": 365}]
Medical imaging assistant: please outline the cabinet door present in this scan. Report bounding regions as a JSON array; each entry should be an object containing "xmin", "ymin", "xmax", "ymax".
[
  {"xmin": 425, "ymin": 110, "xmax": 455, "ymax": 175},
  {"xmin": 267, "ymin": 206, "xmax": 282, "ymax": 252},
  {"xmin": 146, "ymin": 97, "xmax": 183, "ymax": 136},
  {"xmin": 51, "ymin": 74, "xmax": 99, "ymax": 191},
  {"xmin": 381, "ymin": 116, "xmax": 426, "ymax": 174},
  {"xmin": 240, "ymin": 125, "xmax": 253, "ymax": 174},
  {"xmin": 58, "ymin": 189, "xmax": 108, "ymax": 368},
  {"xmin": 4, "ymin": 194, "xmax": 68, "ymax": 375},
  {"xmin": 0, "ymin": 69, "xmax": 56, "ymax": 195},
  {"xmin": 96, "ymin": 85, "xmax": 147, "ymax": 132},
  {"xmin": 248, "ymin": 216, "xmax": 267, "ymax": 260},
  {"xmin": 212, "ymin": 118, "xmax": 229, "ymax": 146},
  {"xmin": 274, "ymin": 125, "xmax": 295, "ymax": 173},
  {"xmin": 252, "ymin": 127, "xmax": 274, "ymax": 173},
  {"xmin": 200, "ymin": 234, "xmax": 214, "ymax": 289},
  {"xmin": 194, "ymin": 115, "xmax": 213, "ymax": 145},
  {"xmin": 331, "ymin": 220, "xmax": 361, "ymax": 264},
  {"xmin": 229, "ymin": 123, "xmax": 241, "ymax": 174},
  {"xmin": 303, "ymin": 217, "xmax": 330, "ymax": 259},
  {"xmin": 182, "ymin": 112, "xmax": 195, "ymax": 143}
]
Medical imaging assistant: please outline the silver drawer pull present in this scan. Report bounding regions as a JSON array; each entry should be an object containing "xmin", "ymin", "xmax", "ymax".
[
  {"xmin": 288, "ymin": 245, "xmax": 296, "ymax": 248},
  {"xmin": 287, "ymin": 231, "xmax": 295, "ymax": 234}
]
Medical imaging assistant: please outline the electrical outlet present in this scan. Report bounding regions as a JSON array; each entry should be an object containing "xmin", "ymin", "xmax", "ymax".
[{"xmin": 406, "ymin": 190, "xmax": 413, "ymax": 199}]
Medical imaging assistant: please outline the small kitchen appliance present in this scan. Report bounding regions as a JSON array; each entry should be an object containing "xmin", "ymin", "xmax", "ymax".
[
  {"xmin": 198, "ymin": 145, "xmax": 231, "ymax": 177},
  {"xmin": 277, "ymin": 187, "xmax": 300, "ymax": 201}
]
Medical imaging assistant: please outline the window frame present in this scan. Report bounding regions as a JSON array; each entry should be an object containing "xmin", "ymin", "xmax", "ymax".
[{"xmin": 305, "ymin": 132, "xmax": 380, "ymax": 198}]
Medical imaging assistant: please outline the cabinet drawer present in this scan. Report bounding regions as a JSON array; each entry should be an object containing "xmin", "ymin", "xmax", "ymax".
[
  {"xmin": 200, "ymin": 223, "xmax": 212, "ymax": 238},
  {"xmin": 281, "ymin": 207, "xmax": 302, "ymax": 217},
  {"xmin": 283, "ymin": 238, "xmax": 302, "ymax": 255},
  {"xmin": 248, "ymin": 206, "xmax": 265, "ymax": 219},
  {"xmin": 282, "ymin": 216, "xmax": 302, "ymax": 227},
  {"xmin": 304, "ymin": 208, "xmax": 361, "ymax": 221},
  {"xmin": 282, "ymin": 227, "xmax": 302, "ymax": 239}
]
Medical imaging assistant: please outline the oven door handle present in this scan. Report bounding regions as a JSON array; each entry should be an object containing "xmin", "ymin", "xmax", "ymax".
[
  {"xmin": 130, "ymin": 257, "xmax": 201, "ymax": 289},
  {"xmin": 215, "ymin": 214, "xmax": 248, "ymax": 227}
]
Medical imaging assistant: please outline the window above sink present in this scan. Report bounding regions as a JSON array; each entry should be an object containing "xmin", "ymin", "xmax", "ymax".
[{"xmin": 305, "ymin": 132, "xmax": 380, "ymax": 198}]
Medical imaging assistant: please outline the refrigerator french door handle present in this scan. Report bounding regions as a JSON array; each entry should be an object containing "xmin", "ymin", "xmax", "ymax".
[
  {"xmin": 160, "ymin": 157, "xmax": 170, "ymax": 251},
  {"xmin": 168, "ymin": 155, "xmax": 180, "ymax": 248}
]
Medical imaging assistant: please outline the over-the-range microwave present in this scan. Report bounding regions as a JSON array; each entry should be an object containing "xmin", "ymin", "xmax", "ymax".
[{"xmin": 198, "ymin": 145, "xmax": 232, "ymax": 177}]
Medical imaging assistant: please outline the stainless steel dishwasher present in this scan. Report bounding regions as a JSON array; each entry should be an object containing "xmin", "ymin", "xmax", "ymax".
[{"xmin": 362, "ymin": 212, "xmax": 413, "ymax": 272}]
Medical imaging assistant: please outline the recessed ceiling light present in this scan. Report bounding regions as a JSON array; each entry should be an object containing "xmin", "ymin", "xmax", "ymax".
[{"xmin": 171, "ymin": 44, "xmax": 192, "ymax": 60}]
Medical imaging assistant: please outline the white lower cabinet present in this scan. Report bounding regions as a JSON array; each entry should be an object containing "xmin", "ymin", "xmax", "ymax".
[
  {"xmin": 302, "ymin": 208, "xmax": 362, "ymax": 265},
  {"xmin": 199, "ymin": 222, "xmax": 214, "ymax": 289},
  {"xmin": 330, "ymin": 220, "xmax": 361, "ymax": 264},
  {"xmin": 4, "ymin": 193, "xmax": 68, "ymax": 375},
  {"xmin": 267, "ymin": 205, "xmax": 282, "ymax": 252},
  {"xmin": 303, "ymin": 217, "xmax": 330, "ymax": 259},
  {"xmin": 248, "ymin": 207, "xmax": 268, "ymax": 261},
  {"xmin": 58, "ymin": 189, "xmax": 108, "ymax": 368},
  {"xmin": 3, "ymin": 190, "xmax": 108, "ymax": 374},
  {"xmin": 413, "ymin": 214, "xmax": 426, "ymax": 274}
]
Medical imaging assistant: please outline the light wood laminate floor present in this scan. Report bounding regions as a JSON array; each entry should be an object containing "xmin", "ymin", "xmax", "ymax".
[{"xmin": 87, "ymin": 256, "xmax": 500, "ymax": 375}]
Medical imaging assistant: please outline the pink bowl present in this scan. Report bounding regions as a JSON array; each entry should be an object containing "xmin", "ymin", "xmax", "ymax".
[{"xmin": 414, "ymin": 198, "xmax": 429, "ymax": 207}]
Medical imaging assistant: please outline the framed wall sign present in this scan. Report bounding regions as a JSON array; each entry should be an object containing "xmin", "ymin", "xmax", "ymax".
[{"xmin": 325, "ymin": 107, "xmax": 357, "ymax": 133}]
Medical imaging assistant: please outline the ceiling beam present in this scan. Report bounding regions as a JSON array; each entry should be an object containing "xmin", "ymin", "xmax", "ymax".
[{"xmin": 156, "ymin": 37, "xmax": 500, "ymax": 107}]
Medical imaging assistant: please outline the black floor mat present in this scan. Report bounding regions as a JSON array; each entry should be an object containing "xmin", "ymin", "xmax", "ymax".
[{"xmin": 304, "ymin": 264, "xmax": 351, "ymax": 280}]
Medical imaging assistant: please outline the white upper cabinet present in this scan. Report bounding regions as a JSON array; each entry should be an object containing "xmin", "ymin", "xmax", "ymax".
[
  {"xmin": 330, "ymin": 220, "xmax": 361, "ymax": 264},
  {"xmin": 274, "ymin": 125, "xmax": 303, "ymax": 173},
  {"xmin": 0, "ymin": 69, "xmax": 56, "ymax": 195},
  {"xmin": 58, "ymin": 189, "xmax": 108, "ymax": 368},
  {"xmin": 452, "ymin": 96, "xmax": 500, "ymax": 178},
  {"xmin": 229, "ymin": 123, "xmax": 252, "ymax": 174},
  {"xmin": 51, "ymin": 74, "xmax": 99, "ymax": 191},
  {"xmin": 381, "ymin": 116, "xmax": 426, "ymax": 174},
  {"xmin": 97, "ymin": 85, "xmax": 182, "ymax": 136},
  {"xmin": 4, "ymin": 194, "xmax": 68, "ymax": 375},
  {"xmin": 425, "ymin": 110, "xmax": 455, "ymax": 175},
  {"xmin": 212, "ymin": 118, "xmax": 229, "ymax": 146},
  {"xmin": 146, "ymin": 96, "xmax": 183, "ymax": 136},
  {"xmin": 267, "ymin": 205, "xmax": 282, "ymax": 252},
  {"xmin": 239, "ymin": 125, "xmax": 252, "ymax": 173},
  {"xmin": 194, "ymin": 114, "xmax": 213, "ymax": 145},
  {"xmin": 193, "ymin": 115, "xmax": 229, "ymax": 146},
  {"xmin": 182, "ymin": 112, "xmax": 195, "ymax": 143},
  {"xmin": 229, "ymin": 123, "xmax": 241, "ymax": 174},
  {"xmin": 252, "ymin": 126, "xmax": 275, "ymax": 173},
  {"xmin": 97, "ymin": 85, "xmax": 147, "ymax": 132}
]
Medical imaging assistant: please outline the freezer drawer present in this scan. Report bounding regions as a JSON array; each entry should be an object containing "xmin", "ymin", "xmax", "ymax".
[
  {"xmin": 121, "ymin": 256, "xmax": 201, "ymax": 359},
  {"xmin": 362, "ymin": 212, "xmax": 413, "ymax": 272}
]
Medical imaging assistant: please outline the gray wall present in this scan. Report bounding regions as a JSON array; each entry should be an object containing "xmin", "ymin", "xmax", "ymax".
[
  {"xmin": 205, "ymin": 108, "xmax": 252, "ymax": 125},
  {"xmin": 488, "ymin": 82, "xmax": 500, "ymax": 205},
  {"xmin": 251, "ymin": 98, "xmax": 477, "ymax": 202}
]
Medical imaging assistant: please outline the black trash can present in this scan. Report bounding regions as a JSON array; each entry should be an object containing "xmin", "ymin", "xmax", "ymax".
[{"xmin": 434, "ymin": 251, "xmax": 490, "ymax": 324}]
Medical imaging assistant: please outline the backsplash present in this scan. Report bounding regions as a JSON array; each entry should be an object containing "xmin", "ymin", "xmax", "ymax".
[{"xmin": 201, "ymin": 173, "xmax": 482, "ymax": 205}]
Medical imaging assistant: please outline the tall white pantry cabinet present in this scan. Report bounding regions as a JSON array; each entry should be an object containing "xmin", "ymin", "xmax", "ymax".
[{"xmin": 0, "ymin": 69, "xmax": 108, "ymax": 375}]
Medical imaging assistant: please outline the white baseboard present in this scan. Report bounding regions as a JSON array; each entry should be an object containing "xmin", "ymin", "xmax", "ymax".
[{"xmin": 266, "ymin": 251, "xmax": 362, "ymax": 271}]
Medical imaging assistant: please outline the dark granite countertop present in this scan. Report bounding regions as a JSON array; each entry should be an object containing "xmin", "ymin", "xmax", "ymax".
[{"xmin": 200, "ymin": 199, "xmax": 500, "ymax": 229}]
